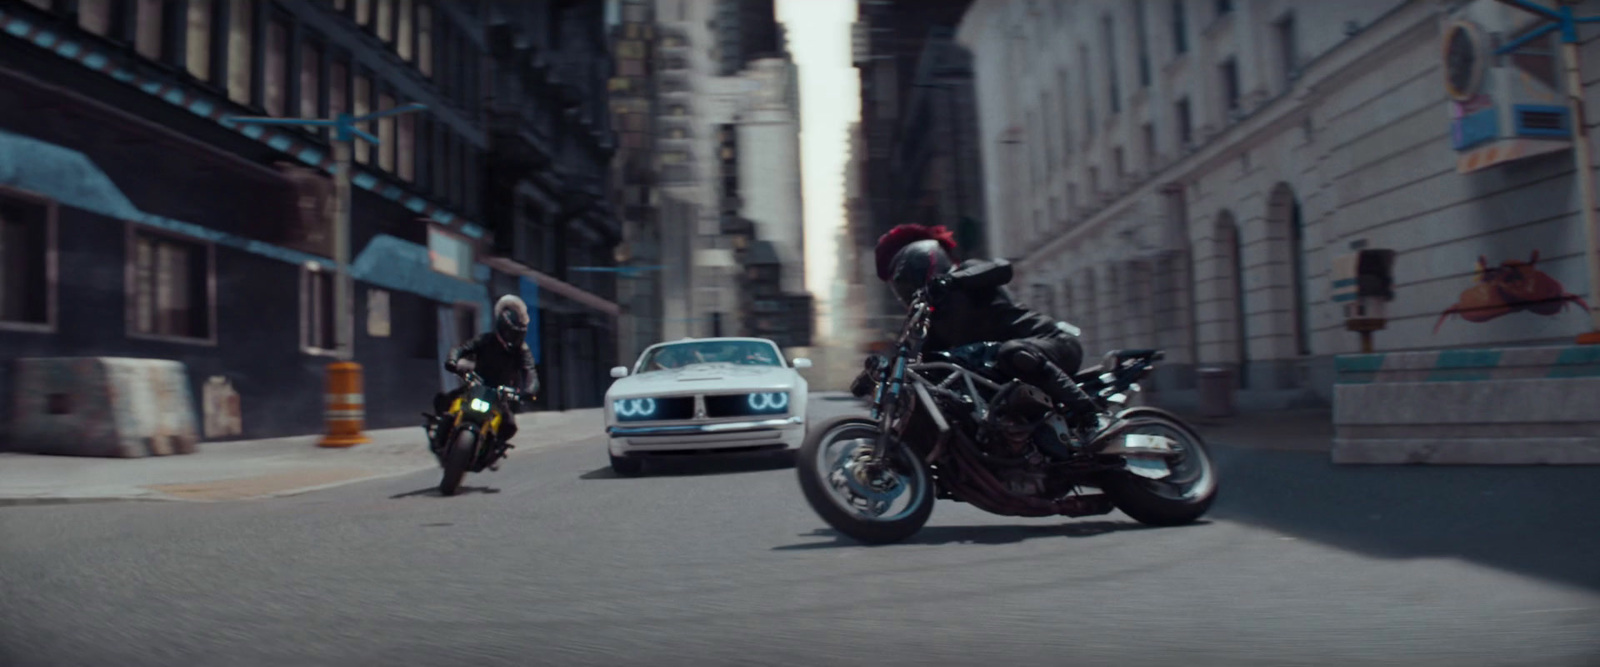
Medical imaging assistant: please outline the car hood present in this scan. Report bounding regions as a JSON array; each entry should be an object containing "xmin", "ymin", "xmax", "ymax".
[{"xmin": 608, "ymin": 362, "xmax": 798, "ymax": 396}]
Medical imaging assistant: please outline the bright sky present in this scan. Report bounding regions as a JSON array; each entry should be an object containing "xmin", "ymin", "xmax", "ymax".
[{"xmin": 776, "ymin": 0, "xmax": 860, "ymax": 317}]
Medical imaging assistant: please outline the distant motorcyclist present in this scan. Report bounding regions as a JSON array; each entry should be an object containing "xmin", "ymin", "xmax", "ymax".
[
  {"xmin": 852, "ymin": 224, "xmax": 1099, "ymax": 428},
  {"xmin": 429, "ymin": 295, "xmax": 539, "ymax": 467}
]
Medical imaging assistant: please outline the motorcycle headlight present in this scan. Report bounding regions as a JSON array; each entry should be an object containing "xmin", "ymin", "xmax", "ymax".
[
  {"xmin": 746, "ymin": 392, "xmax": 790, "ymax": 413},
  {"xmin": 614, "ymin": 397, "xmax": 658, "ymax": 420},
  {"xmin": 469, "ymin": 398, "xmax": 492, "ymax": 413}
]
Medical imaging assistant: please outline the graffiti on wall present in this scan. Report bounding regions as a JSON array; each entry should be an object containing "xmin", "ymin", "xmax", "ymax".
[{"xmin": 1433, "ymin": 251, "xmax": 1590, "ymax": 333}]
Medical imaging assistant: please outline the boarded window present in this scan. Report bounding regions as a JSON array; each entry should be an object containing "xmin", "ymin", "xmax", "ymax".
[
  {"xmin": 264, "ymin": 20, "xmax": 289, "ymax": 116},
  {"xmin": 130, "ymin": 231, "xmax": 212, "ymax": 340},
  {"xmin": 135, "ymin": 0, "xmax": 164, "ymax": 59},
  {"xmin": 226, "ymin": 0, "xmax": 254, "ymax": 104},
  {"xmin": 0, "ymin": 193, "xmax": 52, "ymax": 327}
]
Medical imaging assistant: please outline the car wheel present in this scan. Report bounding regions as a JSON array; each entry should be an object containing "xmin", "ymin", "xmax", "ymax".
[{"xmin": 609, "ymin": 453, "xmax": 645, "ymax": 477}]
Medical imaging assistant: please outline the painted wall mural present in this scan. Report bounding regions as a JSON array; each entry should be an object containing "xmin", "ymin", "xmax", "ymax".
[{"xmin": 1434, "ymin": 251, "xmax": 1590, "ymax": 333}]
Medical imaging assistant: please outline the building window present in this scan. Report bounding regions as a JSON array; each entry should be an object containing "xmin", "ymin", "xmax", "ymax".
[
  {"xmin": 226, "ymin": 0, "xmax": 253, "ymax": 105},
  {"xmin": 376, "ymin": 0, "xmax": 394, "ymax": 41},
  {"xmin": 0, "ymin": 190, "xmax": 56, "ymax": 332},
  {"xmin": 353, "ymin": 74, "xmax": 371, "ymax": 164},
  {"xmin": 264, "ymin": 19, "xmax": 288, "ymax": 116},
  {"xmin": 1172, "ymin": 0, "xmax": 1188, "ymax": 55},
  {"xmin": 128, "ymin": 228, "xmax": 214, "ymax": 343},
  {"xmin": 1176, "ymin": 96, "xmax": 1192, "ymax": 146},
  {"xmin": 1057, "ymin": 70, "xmax": 1073, "ymax": 155},
  {"xmin": 301, "ymin": 263, "xmax": 336, "ymax": 352},
  {"xmin": 1215, "ymin": 0, "xmax": 1232, "ymax": 16},
  {"xmin": 1221, "ymin": 57, "xmax": 1240, "ymax": 113},
  {"xmin": 185, "ymin": 0, "xmax": 212, "ymax": 80},
  {"xmin": 1113, "ymin": 147, "xmax": 1125, "ymax": 181},
  {"xmin": 1275, "ymin": 14, "xmax": 1298, "ymax": 86},
  {"xmin": 355, "ymin": 0, "xmax": 372, "ymax": 26},
  {"xmin": 398, "ymin": 0, "xmax": 415, "ymax": 60},
  {"xmin": 378, "ymin": 93, "xmax": 397, "ymax": 172},
  {"xmin": 135, "ymin": 0, "xmax": 164, "ymax": 59},
  {"xmin": 1103, "ymin": 15, "xmax": 1120, "ymax": 114},
  {"xmin": 417, "ymin": 1, "xmax": 433, "ymax": 76},
  {"xmin": 427, "ymin": 227, "xmax": 474, "ymax": 280},
  {"xmin": 398, "ymin": 109, "xmax": 416, "ymax": 182},
  {"xmin": 1134, "ymin": 0, "xmax": 1151, "ymax": 87},
  {"xmin": 1079, "ymin": 45, "xmax": 1095, "ymax": 132},
  {"xmin": 1143, "ymin": 122, "xmax": 1157, "ymax": 168},
  {"xmin": 77, "ymin": 0, "xmax": 112, "ymax": 35},
  {"xmin": 299, "ymin": 43, "xmax": 322, "ymax": 119}
]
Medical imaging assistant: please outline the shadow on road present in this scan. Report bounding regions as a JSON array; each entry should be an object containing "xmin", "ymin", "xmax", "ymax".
[
  {"xmin": 389, "ymin": 485, "xmax": 502, "ymax": 499},
  {"xmin": 580, "ymin": 452, "xmax": 795, "ymax": 480},
  {"xmin": 773, "ymin": 520, "xmax": 1177, "ymax": 549},
  {"xmin": 1206, "ymin": 444, "xmax": 1600, "ymax": 593}
]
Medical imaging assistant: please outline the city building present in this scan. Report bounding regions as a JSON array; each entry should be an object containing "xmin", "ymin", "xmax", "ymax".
[
  {"xmin": 958, "ymin": 0, "xmax": 1600, "ymax": 411},
  {"xmin": 480, "ymin": 0, "xmax": 622, "ymax": 412},
  {"xmin": 651, "ymin": 0, "xmax": 811, "ymax": 349},
  {"xmin": 606, "ymin": 0, "xmax": 666, "ymax": 365},
  {"xmin": 852, "ymin": 0, "xmax": 982, "ymax": 344},
  {"xmin": 0, "ymin": 0, "xmax": 617, "ymax": 441}
]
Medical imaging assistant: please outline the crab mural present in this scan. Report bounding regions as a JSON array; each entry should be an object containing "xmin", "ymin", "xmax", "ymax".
[{"xmin": 1434, "ymin": 250, "xmax": 1590, "ymax": 334}]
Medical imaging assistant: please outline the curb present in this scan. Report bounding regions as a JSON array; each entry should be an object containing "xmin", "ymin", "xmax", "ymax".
[{"xmin": 0, "ymin": 496, "xmax": 173, "ymax": 507}]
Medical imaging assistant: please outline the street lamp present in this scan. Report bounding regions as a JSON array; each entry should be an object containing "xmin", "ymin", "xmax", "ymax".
[
  {"xmin": 222, "ymin": 104, "xmax": 428, "ymax": 360},
  {"xmin": 1493, "ymin": 0, "xmax": 1600, "ymax": 344}
]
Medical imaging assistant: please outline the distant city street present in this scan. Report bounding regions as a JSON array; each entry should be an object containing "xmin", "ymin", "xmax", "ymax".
[{"xmin": 3, "ymin": 396, "xmax": 1598, "ymax": 667}]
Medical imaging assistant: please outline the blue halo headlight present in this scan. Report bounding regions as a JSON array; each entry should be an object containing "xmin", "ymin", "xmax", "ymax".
[
  {"xmin": 746, "ymin": 392, "xmax": 789, "ymax": 413},
  {"xmin": 614, "ymin": 397, "xmax": 658, "ymax": 420}
]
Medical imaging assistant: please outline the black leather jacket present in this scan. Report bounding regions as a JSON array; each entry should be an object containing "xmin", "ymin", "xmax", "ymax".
[
  {"xmin": 448, "ymin": 333, "xmax": 540, "ymax": 396},
  {"xmin": 923, "ymin": 259, "xmax": 1060, "ymax": 353}
]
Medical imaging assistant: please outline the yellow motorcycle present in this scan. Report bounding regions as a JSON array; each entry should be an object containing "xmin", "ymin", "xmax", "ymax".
[{"xmin": 425, "ymin": 371, "xmax": 523, "ymax": 496}]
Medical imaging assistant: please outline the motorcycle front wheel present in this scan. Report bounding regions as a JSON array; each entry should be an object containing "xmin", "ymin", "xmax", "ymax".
[
  {"xmin": 796, "ymin": 416, "xmax": 934, "ymax": 545},
  {"xmin": 439, "ymin": 429, "xmax": 477, "ymax": 497}
]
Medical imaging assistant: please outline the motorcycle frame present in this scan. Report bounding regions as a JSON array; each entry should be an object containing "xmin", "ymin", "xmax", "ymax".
[{"xmin": 865, "ymin": 292, "xmax": 1165, "ymax": 468}]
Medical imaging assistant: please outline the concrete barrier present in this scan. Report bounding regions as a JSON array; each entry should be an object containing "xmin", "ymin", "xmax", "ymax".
[
  {"xmin": 9, "ymin": 357, "xmax": 200, "ymax": 458},
  {"xmin": 1331, "ymin": 345, "xmax": 1600, "ymax": 464}
]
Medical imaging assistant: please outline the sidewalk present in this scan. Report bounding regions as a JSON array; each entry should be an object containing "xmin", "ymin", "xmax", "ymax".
[{"xmin": 0, "ymin": 409, "xmax": 603, "ymax": 506}]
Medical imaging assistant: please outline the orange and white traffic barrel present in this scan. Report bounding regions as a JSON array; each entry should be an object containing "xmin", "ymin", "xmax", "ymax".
[{"xmin": 318, "ymin": 362, "xmax": 371, "ymax": 448}]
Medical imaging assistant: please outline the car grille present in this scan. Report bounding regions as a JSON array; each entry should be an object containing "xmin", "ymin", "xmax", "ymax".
[
  {"xmin": 614, "ymin": 396, "xmax": 696, "ymax": 422},
  {"xmin": 703, "ymin": 393, "xmax": 788, "ymax": 418}
]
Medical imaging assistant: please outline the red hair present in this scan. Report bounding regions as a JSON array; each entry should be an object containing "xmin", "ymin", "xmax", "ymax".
[{"xmin": 875, "ymin": 224, "xmax": 957, "ymax": 281}]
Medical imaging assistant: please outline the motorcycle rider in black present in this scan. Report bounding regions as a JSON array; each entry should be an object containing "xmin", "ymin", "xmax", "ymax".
[
  {"xmin": 428, "ymin": 295, "xmax": 540, "ymax": 468},
  {"xmin": 851, "ymin": 224, "xmax": 1100, "ymax": 429}
]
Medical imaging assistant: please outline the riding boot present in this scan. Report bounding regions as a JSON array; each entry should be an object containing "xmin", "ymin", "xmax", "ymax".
[{"xmin": 1032, "ymin": 360, "xmax": 1101, "ymax": 427}]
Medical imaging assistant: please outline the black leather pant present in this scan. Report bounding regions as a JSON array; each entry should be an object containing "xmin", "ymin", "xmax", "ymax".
[{"xmin": 993, "ymin": 333, "xmax": 1094, "ymax": 413}]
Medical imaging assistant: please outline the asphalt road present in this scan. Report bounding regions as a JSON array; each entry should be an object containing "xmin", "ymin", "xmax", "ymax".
[{"xmin": 2, "ymin": 395, "xmax": 1599, "ymax": 667}]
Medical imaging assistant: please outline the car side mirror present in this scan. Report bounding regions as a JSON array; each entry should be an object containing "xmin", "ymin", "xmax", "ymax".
[
  {"xmin": 792, "ymin": 358, "xmax": 812, "ymax": 369},
  {"xmin": 609, "ymin": 366, "xmax": 629, "ymax": 379}
]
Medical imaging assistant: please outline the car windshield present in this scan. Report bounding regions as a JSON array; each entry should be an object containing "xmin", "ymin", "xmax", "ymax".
[{"xmin": 637, "ymin": 341, "xmax": 783, "ymax": 371}]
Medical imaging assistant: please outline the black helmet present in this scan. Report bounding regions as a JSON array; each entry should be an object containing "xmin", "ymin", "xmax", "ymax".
[
  {"xmin": 887, "ymin": 239, "xmax": 955, "ymax": 305},
  {"xmin": 493, "ymin": 295, "xmax": 529, "ymax": 345},
  {"xmin": 875, "ymin": 224, "xmax": 959, "ymax": 306}
]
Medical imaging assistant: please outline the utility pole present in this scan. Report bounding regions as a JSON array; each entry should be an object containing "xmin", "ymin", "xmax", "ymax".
[
  {"xmin": 223, "ymin": 104, "xmax": 428, "ymax": 360},
  {"xmin": 1495, "ymin": 0, "xmax": 1600, "ymax": 344}
]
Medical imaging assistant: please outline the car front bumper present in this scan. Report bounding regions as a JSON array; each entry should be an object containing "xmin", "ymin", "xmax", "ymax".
[{"xmin": 607, "ymin": 415, "xmax": 805, "ymax": 457}]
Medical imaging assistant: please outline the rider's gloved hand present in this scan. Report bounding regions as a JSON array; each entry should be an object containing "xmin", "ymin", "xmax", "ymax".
[
  {"xmin": 850, "ymin": 370, "xmax": 875, "ymax": 398},
  {"xmin": 925, "ymin": 276, "xmax": 954, "ymax": 306}
]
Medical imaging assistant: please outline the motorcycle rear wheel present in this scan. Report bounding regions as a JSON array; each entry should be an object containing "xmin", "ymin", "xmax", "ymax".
[
  {"xmin": 440, "ymin": 429, "xmax": 476, "ymax": 497},
  {"xmin": 796, "ymin": 416, "xmax": 934, "ymax": 545},
  {"xmin": 1098, "ymin": 410, "xmax": 1218, "ymax": 526}
]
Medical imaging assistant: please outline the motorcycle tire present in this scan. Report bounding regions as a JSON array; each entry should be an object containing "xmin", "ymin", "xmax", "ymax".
[
  {"xmin": 440, "ymin": 429, "xmax": 476, "ymax": 497},
  {"xmin": 1097, "ymin": 408, "xmax": 1219, "ymax": 526},
  {"xmin": 796, "ymin": 416, "xmax": 935, "ymax": 546}
]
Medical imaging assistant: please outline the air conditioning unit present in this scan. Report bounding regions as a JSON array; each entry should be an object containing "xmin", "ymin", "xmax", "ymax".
[{"xmin": 1443, "ymin": 0, "xmax": 1572, "ymax": 173}]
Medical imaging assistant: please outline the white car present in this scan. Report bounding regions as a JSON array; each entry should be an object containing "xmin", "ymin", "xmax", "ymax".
[{"xmin": 603, "ymin": 337, "xmax": 811, "ymax": 476}]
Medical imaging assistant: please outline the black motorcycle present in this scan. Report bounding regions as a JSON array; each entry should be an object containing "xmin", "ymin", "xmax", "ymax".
[
  {"xmin": 796, "ymin": 289, "xmax": 1219, "ymax": 545},
  {"xmin": 423, "ymin": 371, "xmax": 522, "ymax": 496}
]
